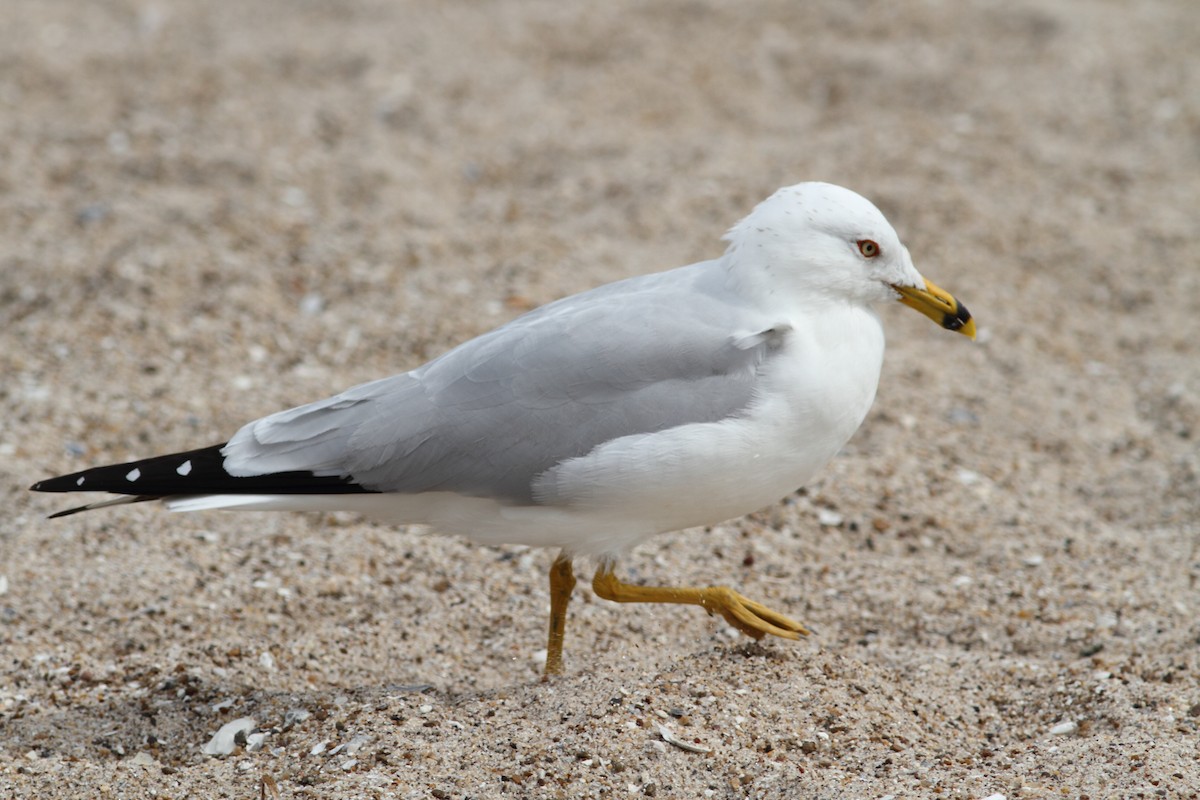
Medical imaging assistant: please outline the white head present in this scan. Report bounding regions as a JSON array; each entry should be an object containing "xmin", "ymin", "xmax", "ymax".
[
  {"xmin": 723, "ymin": 182, "xmax": 922, "ymax": 303},
  {"xmin": 722, "ymin": 182, "xmax": 974, "ymax": 336}
]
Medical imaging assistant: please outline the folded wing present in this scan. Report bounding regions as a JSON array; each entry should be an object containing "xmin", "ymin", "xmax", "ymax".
[{"xmin": 223, "ymin": 265, "xmax": 782, "ymax": 504}]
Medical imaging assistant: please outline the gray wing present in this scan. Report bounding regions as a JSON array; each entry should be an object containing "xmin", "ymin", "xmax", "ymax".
[{"xmin": 222, "ymin": 263, "xmax": 784, "ymax": 504}]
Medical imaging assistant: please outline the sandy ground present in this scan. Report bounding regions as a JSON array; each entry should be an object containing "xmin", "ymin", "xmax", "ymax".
[{"xmin": 2, "ymin": 0, "xmax": 1199, "ymax": 797}]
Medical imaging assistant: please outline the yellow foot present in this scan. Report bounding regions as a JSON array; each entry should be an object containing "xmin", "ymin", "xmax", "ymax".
[
  {"xmin": 543, "ymin": 552, "xmax": 576, "ymax": 677},
  {"xmin": 694, "ymin": 585, "xmax": 810, "ymax": 640},
  {"xmin": 591, "ymin": 567, "xmax": 809, "ymax": 641}
]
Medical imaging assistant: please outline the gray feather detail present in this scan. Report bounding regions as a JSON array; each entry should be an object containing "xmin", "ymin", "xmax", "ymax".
[{"xmin": 222, "ymin": 262, "xmax": 786, "ymax": 504}]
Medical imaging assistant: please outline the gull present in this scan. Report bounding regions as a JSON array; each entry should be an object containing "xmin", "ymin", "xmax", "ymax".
[{"xmin": 31, "ymin": 182, "xmax": 975, "ymax": 675}]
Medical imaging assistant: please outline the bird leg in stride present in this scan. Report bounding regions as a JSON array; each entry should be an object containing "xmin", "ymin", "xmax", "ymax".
[
  {"xmin": 543, "ymin": 552, "xmax": 576, "ymax": 676},
  {"xmin": 591, "ymin": 566, "xmax": 810, "ymax": 642}
]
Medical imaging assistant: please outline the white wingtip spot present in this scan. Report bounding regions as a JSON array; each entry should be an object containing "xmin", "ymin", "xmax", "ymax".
[
  {"xmin": 177, "ymin": 460, "xmax": 193, "ymax": 476},
  {"xmin": 126, "ymin": 468, "xmax": 141, "ymax": 482},
  {"xmin": 76, "ymin": 476, "xmax": 86, "ymax": 486}
]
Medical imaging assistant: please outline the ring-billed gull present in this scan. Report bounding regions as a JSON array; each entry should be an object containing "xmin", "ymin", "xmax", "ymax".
[{"xmin": 31, "ymin": 182, "xmax": 975, "ymax": 675}]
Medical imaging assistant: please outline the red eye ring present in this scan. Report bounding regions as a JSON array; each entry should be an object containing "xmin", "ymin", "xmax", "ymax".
[{"xmin": 857, "ymin": 239, "xmax": 880, "ymax": 258}]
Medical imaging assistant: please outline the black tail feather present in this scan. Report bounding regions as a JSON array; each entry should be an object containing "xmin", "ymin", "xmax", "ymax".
[
  {"xmin": 31, "ymin": 442, "xmax": 375, "ymax": 500},
  {"xmin": 47, "ymin": 495, "xmax": 158, "ymax": 519}
]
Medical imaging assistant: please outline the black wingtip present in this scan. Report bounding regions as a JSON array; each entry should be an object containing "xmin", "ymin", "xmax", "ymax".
[
  {"xmin": 30, "ymin": 443, "xmax": 234, "ymax": 496},
  {"xmin": 45, "ymin": 495, "xmax": 158, "ymax": 519},
  {"xmin": 47, "ymin": 505, "xmax": 86, "ymax": 519},
  {"xmin": 31, "ymin": 441, "xmax": 377, "ymax": 518}
]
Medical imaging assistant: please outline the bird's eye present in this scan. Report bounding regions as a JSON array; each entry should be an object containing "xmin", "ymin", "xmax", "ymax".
[{"xmin": 857, "ymin": 239, "xmax": 880, "ymax": 258}]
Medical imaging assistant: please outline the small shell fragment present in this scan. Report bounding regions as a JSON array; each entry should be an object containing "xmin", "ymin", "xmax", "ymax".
[
  {"xmin": 817, "ymin": 509, "xmax": 844, "ymax": 527},
  {"xmin": 282, "ymin": 708, "xmax": 311, "ymax": 730},
  {"xmin": 329, "ymin": 735, "xmax": 371, "ymax": 756},
  {"xmin": 1048, "ymin": 720, "xmax": 1078, "ymax": 736},
  {"xmin": 656, "ymin": 724, "xmax": 711, "ymax": 754},
  {"xmin": 202, "ymin": 717, "xmax": 257, "ymax": 756}
]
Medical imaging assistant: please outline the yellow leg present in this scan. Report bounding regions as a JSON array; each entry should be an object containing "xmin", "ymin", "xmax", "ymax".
[
  {"xmin": 543, "ymin": 553, "xmax": 576, "ymax": 676},
  {"xmin": 591, "ymin": 566, "xmax": 809, "ymax": 641}
]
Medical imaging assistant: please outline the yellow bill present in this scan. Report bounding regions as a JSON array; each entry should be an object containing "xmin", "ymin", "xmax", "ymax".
[{"xmin": 892, "ymin": 279, "xmax": 976, "ymax": 339}]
